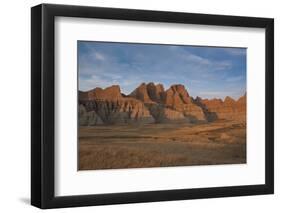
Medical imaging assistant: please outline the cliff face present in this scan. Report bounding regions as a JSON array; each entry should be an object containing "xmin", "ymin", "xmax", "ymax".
[
  {"xmin": 146, "ymin": 103, "xmax": 186, "ymax": 123},
  {"xmin": 79, "ymin": 104, "xmax": 104, "ymax": 126},
  {"xmin": 83, "ymin": 99, "xmax": 154, "ymax": 125},
  {"xmin": 162, "ymin": 85, "xmax": 205, "ymax": 121},
  {"xmin": 79, "ymin": 85, "xmax": 123, "ymax": 101},
  {"xmin": 79, "ymin": 86, "xmax": 154, "ymax": 125},
  {"xmin": 79, "ymin": 83, "xmax": 246, "ymax": 125},
  {"xmin": 129, "ymin": 83, "xmax": 153, "ymax": 103},
  {"xmin": 196, "ymin": 94, "xmax": 247, "ymax": 122},
  {"xmin": 146, "ymin": 82, "xmax": 165, "ymax": 103},
  {"xmin": 129, "ymin": 83, "xmax": 206, "ymax": 122}
]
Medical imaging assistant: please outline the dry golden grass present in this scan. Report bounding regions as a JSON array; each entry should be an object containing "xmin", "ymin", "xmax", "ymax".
[{"xmin": 78, "ymin": 120, "xmax": 246, "ymax": 170}]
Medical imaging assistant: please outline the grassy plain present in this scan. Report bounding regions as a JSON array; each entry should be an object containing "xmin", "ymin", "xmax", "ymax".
[{"xmin": 78, "ymin": 120, "xmax": 246, "ymax": 170}]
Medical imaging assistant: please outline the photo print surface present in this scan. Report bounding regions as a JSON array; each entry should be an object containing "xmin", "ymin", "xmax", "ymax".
[{"xmin": 78, "ymin": 41, "xmax": 247, "ymax": 170}]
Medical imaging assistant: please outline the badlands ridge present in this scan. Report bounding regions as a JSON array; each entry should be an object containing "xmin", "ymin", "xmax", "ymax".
[{"xmin": 79, "ymin": 82, "xmax": 246, "ymax": 125}]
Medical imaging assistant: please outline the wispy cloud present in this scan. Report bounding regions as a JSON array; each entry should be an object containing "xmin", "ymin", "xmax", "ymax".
[
  {"xmin": 78, "ymin": 42, "xmax": 246, "ymax": 99},
  {"xmin": 93, "ymin": 52, "xmax": 105, "ymax": 61},
  {"xmin": 171, "ymin": 48, "xmax": 232, "ymax": 72}
]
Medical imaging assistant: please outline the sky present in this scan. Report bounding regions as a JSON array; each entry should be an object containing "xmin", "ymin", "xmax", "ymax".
[{"xmin": 78, "ymin": 41, "xmax": 246, "ymax": 100}]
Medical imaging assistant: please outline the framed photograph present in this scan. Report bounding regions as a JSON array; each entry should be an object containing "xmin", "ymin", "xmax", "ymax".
[{"xmin": 31, "ymin": 3, "xmax": 274, "ymax": 209}]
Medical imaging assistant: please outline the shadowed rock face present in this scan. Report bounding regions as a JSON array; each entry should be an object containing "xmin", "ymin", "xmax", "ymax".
[
  {"xmin": 80, "ymin": 98, "xmax": 154, "ymax": 125},
  {"xmin": 146, "ymin": 82, "xmax": 165, "ymax": 103},
  {"xmin": 79, "ymin": 104, "xmax": 103, "ymax": 126},
  {"xmin": 79, "ymin": 83, "xmax": 246, "ymax": 125}
]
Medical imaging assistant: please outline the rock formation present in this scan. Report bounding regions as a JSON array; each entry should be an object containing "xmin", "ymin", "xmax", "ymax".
[
  {"xmin": 163, "ymin": 84, "xmax": 190, "ymax": 105},
  {"xmin": 196, "ymin": 94, "xmax": 247, "ymax": 122},
  {"xmin": 161, "ymin": 85, "xmax": 205, "ymax": 121},
  {"xmin": 79, "ymin": 85, "xmax": 123, "ymax": 101},
  {"xmin": 129, "ymin": 83, "xmax": 153, "ymax": 103},
  {"xmin": 146, "ymin": 103, "xmax": 186, "ymax": 123},
  {"xmin": 79, "ymin": 104, "xmax": 103, "ymax": 126},
  {"xmin": 79, "ymin": 85, "xmax": 154, "ymax": 125},
  {"xmin": 129, "ymin": 83, "xmax": 206, "ymax": 122},
  {"xmin": 146, "ymin": 82, "xmax": 165, "ymax": 103},
  {"xmin": 79, "ymin": 83, "xmax": 246, "ymax": 125},
  {"xmin": 234, "ymin": 93, "xmax": 247, "ymax": 121}
]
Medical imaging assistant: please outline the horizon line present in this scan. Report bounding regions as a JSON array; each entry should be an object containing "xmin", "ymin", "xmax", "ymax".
[{"xmin": 78, "ymin": 82, "xmax": 246, "ymax": 101}]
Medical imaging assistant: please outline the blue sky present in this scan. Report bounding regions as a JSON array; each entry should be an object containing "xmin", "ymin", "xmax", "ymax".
[{"xmin": 78, "ymin": 41, "xmax": 246, "ymax": 100}]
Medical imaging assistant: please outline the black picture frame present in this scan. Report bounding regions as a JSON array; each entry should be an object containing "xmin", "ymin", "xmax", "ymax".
[{"xmin": 31, "ymin": 3, "xmax": 274, "ymax": 209}]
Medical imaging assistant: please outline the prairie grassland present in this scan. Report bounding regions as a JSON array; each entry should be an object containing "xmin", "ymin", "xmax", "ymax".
[{"xmin": 78, "ymin": 120, "xmax": 246, "ymax": 170}]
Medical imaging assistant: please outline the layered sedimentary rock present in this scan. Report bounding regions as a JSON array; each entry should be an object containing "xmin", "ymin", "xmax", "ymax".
[
  {"xmin": 146, "ymin": 103, "xmax": 185, "ymax": 123},
  {"xmin": 196, "ymin": 94, "xmax": 246, "ymax": 122},
  {"xmin": 79, "ymin": 85, "xmax": 154, "ymax": 125},
  {"xmin": 163, "ymin": 84, "xmax": 190, "ymax": 105},
  {"xmin": 81, "ymin": 98, "xmax": 154, "ymax": 125},
  {"xmin": 194, "ymin": 97, "xmax": 218, "ymax": 122},
  {"xmin": 129, "ymin": 83, "xmax": 206, "ymax": 122},
  {"xmin": 79, "ymin": 83, "xmax": 246, "ymax": 125},
  {"xmin": 79, "ymin": 85, "xmax": 123, "ymax": 101},
  {"xmin": 182, "ymin": 98, "xmax": 206, "ymax": 121},
  {"xmin": 79, "ymin": 104, "xmax": 103, "ymax": 126},
  {"xmin": 162, "ymin": 85, "xmax": 205, "ymax": 121},
  {"xmin": 233, "ymin": 94, "xmax": 247, "ymax": 121},
  {"xmin": 129, "ymin": 83, "xmax": 153, "ymax": 103},
  {"xmin": 146, "ymin": 82, "xmax": 165, "ymax": 103}
]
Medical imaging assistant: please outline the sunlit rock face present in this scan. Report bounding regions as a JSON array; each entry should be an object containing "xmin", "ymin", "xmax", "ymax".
[
  {"xmin": 79, "ymin": 83, "xmax": 246, "ymax": 125},
  {"xmin": 196, "ymin": 94, "xmax": 246, "ymax": 122}
]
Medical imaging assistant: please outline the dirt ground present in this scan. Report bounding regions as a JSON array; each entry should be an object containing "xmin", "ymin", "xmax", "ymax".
[{"xmin": 78, "ymin": 120, "xmax": 246, "ymax": 170}]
